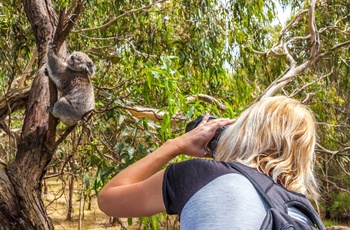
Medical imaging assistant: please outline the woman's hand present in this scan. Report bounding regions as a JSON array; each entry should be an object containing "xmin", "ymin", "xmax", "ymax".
[{"xmin": 173, "ymin": 114, "xmax": 235, "ymax": 158}]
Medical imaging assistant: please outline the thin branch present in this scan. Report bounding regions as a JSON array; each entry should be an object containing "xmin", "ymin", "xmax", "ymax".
[
  {"xmin": 11, "ymin": 47, "xmax": 38, "ymax": 89},
  {"xmin": 0, "ymin": 87, "xmax": 30, "ymax": 119},
  {"xmin": 186, "ymin": 94, "xmax": 227, "ymax": 111},
  {"xmin": 290, "ymin": 70, "xmax": 332, "ymax": 98},
  {"xmin": 0, "ymin": 120, "xmax": 17, "ymax": 141},
  {"xmin": 125, "ymin": 105, "xmax": 186, "ymax": 123},
  {"xmin": 126, "ymin": 39, "xmax": 156, "ymax": 58},
  {"xmin": 44, "ymin": 173, "xmax": 62, "ymax": 179},
  {"xmin": 277, "ymin": 9, "xmax": 308, "ymax": 46},
  {"xmin": 52, "ymin": 110, "xmax": 93, "ymax": 150},
  {"xmin": 308, "ymin": 0, "xmax": 320, "ymax": 59},
  {"xmin": 53, "ymin": 125, "xmax": 76, "ymax": 151},
  {"xmin": 97, "ymin": 93, "xmax": 225, "ymax": 124},
  {"xmin": 73, "ymin": 0, "xmax": 169, "ymax": 33},
  {"xmin": 316, "ymin": 143, "xmax": 350, "ymax": 157},
  {"xmin": 267, "ymin": 9, "xmax": 308, "ymax": 57},
  {"xmin": 99, "ymin": 134, "xmax": 119, "ymax": 161},
  {"xmin": 319, "ymin": 177, "xmax": 350, "ymax": 195},
  {"xmin": 0, "ymin": 158, "xmax": 6, "ymax": 166},
  {"xmin": 76, "ymin": 33, "xmax": 128, "ymax": 41},
  {"xmin": 311, "ymin": 40, "xmax": 350, "ymax": 65}
]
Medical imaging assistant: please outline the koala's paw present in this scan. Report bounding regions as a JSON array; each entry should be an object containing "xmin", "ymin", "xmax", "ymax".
[
  {"xmin": 47, "ymin": 104, "xmax": 54, "ymax": 113},
  {"xmin": 48, "ymin": 41, "xmax": 57, "ymax": 51},
  {"xmin": 44, "ymin": 67, "xmax": 49, "ymax": 76}
]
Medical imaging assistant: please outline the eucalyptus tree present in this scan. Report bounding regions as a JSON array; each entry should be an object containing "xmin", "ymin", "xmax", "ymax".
[
  {"xmin": 228, "ymin": 0, "xmax": 350, "ymax": 220},
  {"xmin": 0, "ymin": 0, "xmax": 349, "ymax": 229}
]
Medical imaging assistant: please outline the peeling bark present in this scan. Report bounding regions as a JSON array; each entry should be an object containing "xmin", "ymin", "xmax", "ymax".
[
  {"xmin": 0, "ymin": 0, "xmax": 86, "ymax": 228},
  {"xmin": 0, "ymin": 0, "xmax": 57, "ymax": 229}
]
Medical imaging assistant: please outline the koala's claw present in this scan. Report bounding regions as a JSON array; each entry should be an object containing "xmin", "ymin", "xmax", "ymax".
[
  {"xmin": 47, "ymin": 104, "xmax": 54, "ymax": 113},
  {"xmin": 48, "ymin": 41, "xmax": 57, "ymax": 51},
  {"xmin": 44, "ymin": 67, "xmax": 49, "ymax": 76}
]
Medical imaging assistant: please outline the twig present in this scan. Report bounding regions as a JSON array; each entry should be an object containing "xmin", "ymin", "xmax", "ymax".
[{"xmin": 53, "ymin": 125, "xmax": 76, "ymax": 150}]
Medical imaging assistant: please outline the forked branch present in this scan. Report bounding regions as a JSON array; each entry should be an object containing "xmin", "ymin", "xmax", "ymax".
[
  {"xmin": 260, "ymin": 0, "xmax": 320, "ymax": 99},
  {"xmin": 53, "ymin": 0, "xmax": 85, "ymax": 51}
]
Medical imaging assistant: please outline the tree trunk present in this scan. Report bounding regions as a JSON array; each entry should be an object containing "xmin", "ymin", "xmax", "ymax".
[
  {"xmin": 0, "ymin": 0, "xmax": 60, "ymax": 229},
  {"xmin": 1, "ymin": 68, "xmax": 56, "ymax": 230}
]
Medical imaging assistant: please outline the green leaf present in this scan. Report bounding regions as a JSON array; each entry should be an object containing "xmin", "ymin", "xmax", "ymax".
[{"xmin": 84, "ymin": 174, "xmax": 90, "ymax": 188}]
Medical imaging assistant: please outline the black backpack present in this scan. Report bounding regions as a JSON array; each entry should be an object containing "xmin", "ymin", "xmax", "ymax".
[{"xmin": 228, "ymin": 162, "xmax": 326, "ymax": 230}]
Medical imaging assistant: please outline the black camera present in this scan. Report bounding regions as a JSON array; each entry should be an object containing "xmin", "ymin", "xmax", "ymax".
[{"xmin": 185, "ymin": 115, "xmax": 228, "ymax": 155}]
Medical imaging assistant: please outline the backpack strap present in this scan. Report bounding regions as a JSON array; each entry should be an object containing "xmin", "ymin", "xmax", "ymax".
[
  {"xmin": 228, "ymin": 162, "xmax": 311, "ymax": 208},
  {"xmin": 228, "ymin": 162, "xmax": 325, "ymax": 230},
  {"xmin": 228, "ymin": 162, "xmax": 276, "ymax": 208}
]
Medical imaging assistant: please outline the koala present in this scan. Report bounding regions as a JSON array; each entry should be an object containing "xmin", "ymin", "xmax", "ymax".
[{"xmin": 46, "ymin": 42, "xmax": 95, "ymax": 126}]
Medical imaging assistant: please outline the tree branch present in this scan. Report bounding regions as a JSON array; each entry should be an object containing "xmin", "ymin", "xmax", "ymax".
[
  {"xmin": 11, "ymin": 47, "xmax": 38, "ymax": 89},
  {"xmin": 311, "ymin": 40, "xmax": 350, "ymax": 66},
  {"xmin": 73, "ymin": 0, "xmax": 169, "ymax": 33},
  {"xmin": 97, "ymin": 93, "xmax": 225, "ymax": 124},
  {"xmin": 316, "ymin": 143, "xmax": 350, "ymax": 157},
  {"xmin": 0, "ymin": 158, "xmax": 6, "ymax": 166},
  {"xmin": 53, "ymin": 0, "xmax": 85, "ymax": 51},
  {"xmin": 266, "ymin": 9, "xmax": 308, "ymax": 57},
  {"xmin": 124, "ymin": 105, "xmax": 186, "ymax": 123},
  {"xmin": 186, "ymin": 94, "xmax": 227, "ymax": 111},
  {"xmin": 0, "ymin": 87, "xmax": 30, "ymax": 120},
  {"xmin": 320, "ymin": 177, "xmax": 350, "ymax": 195},
  {"xmin": 259, "ymin": 0, "xmax": 320, "ymax": 99},
  {"xmin": 290, "ymin": 70, "xmax": 332, "ymax": 98}
]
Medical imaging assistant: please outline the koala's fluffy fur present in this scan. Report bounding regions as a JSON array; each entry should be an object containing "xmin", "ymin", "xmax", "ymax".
[{"xmin": 46, "ymin": 42, "xmax": 95, "ymax": 126}]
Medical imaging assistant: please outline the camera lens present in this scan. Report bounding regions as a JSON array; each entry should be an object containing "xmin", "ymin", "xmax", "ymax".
[{"xmin": 185, "ymin": 115, "xmax": 227, "ymax": 155}]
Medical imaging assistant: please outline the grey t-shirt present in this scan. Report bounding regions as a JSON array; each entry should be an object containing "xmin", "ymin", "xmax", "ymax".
[{"xmin": 162, "ymin": 159, "xmax": 312, "ymax": 229}]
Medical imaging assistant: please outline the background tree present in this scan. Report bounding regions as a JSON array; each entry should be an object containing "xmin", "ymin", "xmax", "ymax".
[{"xmin": 0, "ymin": 0, "xmax": 349, "ymax": 229}]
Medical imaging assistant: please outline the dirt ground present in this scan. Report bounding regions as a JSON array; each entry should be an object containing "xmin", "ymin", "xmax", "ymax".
[
  {"xmin": 43, "ymin": 177, "xmax": 179, "ymax": 229},
  {"xmin": 43, "ymin": 177, "xmax": 137, "ymax": 230}
]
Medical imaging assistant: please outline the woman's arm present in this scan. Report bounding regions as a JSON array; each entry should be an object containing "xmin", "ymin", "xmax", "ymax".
[
  {"xmin": 97, "ymin": 139, "xmax": 181, "ymax": 217},
  {"xmin": 97, "ymin": 115, "xmax": 235, "ymax": 217}
]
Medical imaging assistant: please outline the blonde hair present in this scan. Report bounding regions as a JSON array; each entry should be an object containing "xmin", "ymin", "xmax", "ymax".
[{"xmin": 215, "ymin": 96, "xmax": 319, "ymax": 203}]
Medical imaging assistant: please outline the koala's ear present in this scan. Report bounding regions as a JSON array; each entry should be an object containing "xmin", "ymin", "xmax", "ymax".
[{"xmin": 85, "ymin": 62, "xmax": 95, "ymax": 76}]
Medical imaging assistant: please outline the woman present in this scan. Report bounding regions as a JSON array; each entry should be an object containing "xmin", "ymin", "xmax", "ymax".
[{"xmin": 98, "ymin": 96, "xmax": 321, "ymax": 229}]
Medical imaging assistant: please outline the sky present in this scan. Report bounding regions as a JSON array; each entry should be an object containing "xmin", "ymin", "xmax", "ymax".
[{"xmin": 276, "ymin": 4, "xmax": 292, "ymax": 25}]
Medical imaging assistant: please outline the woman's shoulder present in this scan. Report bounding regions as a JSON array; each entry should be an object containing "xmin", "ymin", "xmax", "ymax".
[
  {"xmin": 163, "ymin": 158, "xmax": 245, "ymax": 215},
  {"xmin": 200, "ymin": 158, "xmax": 237, "ymax": 171},
  {"xmin": 171, "ymin": 158, "xmax": 233, "ymax": 170},
  {"xmin": 166, "ymin": 158, "xmax": 236, "ymax": 181}
]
